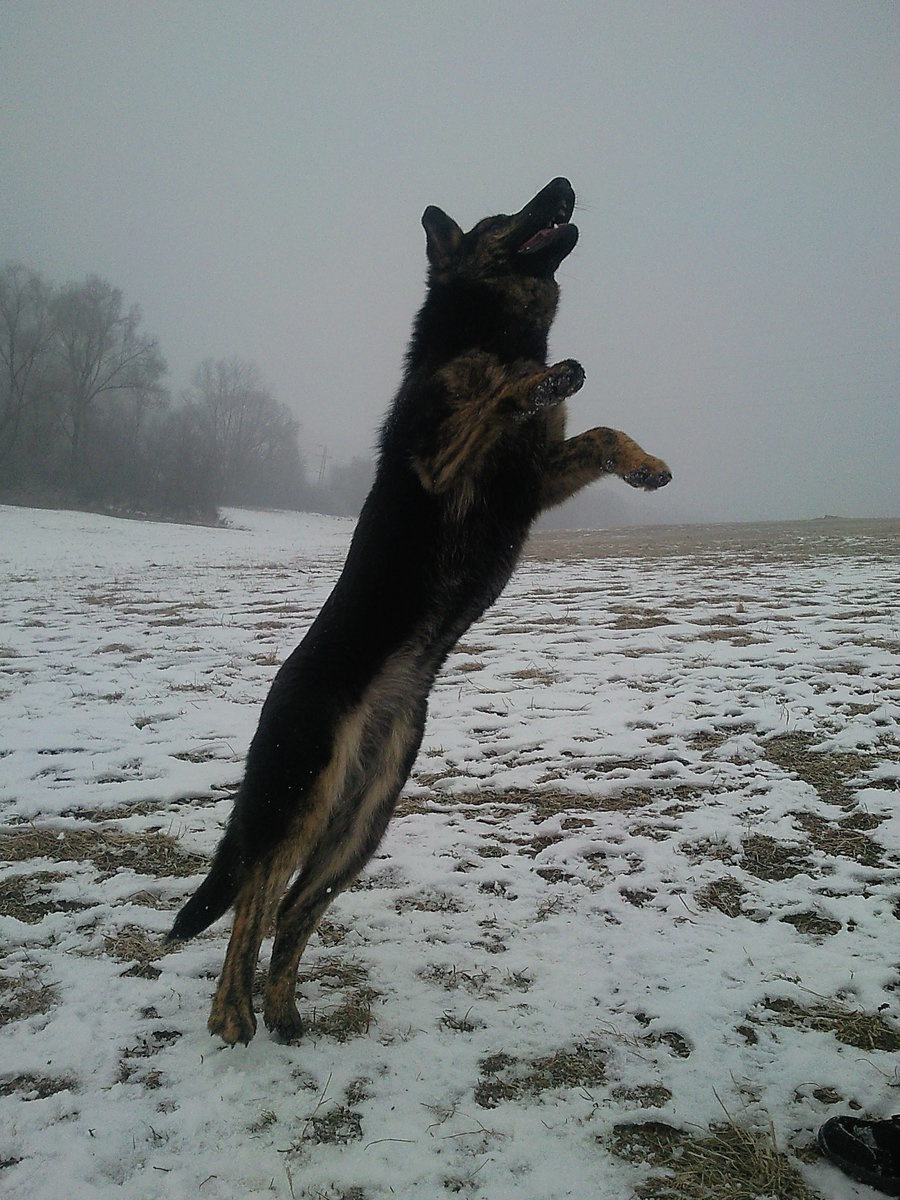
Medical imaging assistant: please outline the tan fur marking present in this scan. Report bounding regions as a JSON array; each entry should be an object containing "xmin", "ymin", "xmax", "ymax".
[
  {"xmin": 263, "ymin": 646, "xmax": 430, "ymax": 1035},
  {"xmin": 206, "ymin": 700, "xmax": 372, "ymax": 1043},
  {"xmin": 418, "ymin": 355, "xmax": 573, "ymax": 495},
  {"xmin": 539, "ymin": 427, "xmax": 671, "ymax": 511},
  {"xmin": 210, "ymin": 645, "xmax": 432, "ymax": 1043},
  {"xmin": 208, "ymin": 865, "xmax": 269, "ymax": 1045},
  {"xmin": 263, "ymin": 717, "xmax": 414, "ymax": 1035}
]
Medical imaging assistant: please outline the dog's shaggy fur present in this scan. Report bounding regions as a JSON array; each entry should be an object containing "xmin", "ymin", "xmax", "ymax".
[{"xmin": 169, "ymin": 178, "xmax": 671, "ymax": 1045}]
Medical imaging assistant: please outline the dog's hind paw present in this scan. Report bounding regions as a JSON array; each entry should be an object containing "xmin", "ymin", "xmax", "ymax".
[
  {"xmin": 208, "ymin": 999, "xmax": 257, "ymax": 1046},
  {"xmin": 263, "ymin": 1000, "xmax": 305, "ymax": 1043}
]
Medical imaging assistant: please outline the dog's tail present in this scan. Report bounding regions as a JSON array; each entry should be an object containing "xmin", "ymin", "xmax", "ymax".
[{"xmin": 167, "ymin": 822, "xmax": 245, "ymax": 942}]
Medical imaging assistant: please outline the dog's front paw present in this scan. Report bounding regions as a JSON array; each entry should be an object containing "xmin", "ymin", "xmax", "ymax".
[
  {"xmin": 536, "ymin": 359, "xmax": 585, "ymax": 405},
  {"xmin": 549, "ymin": 358, "xmax": 586, "ymax": 397},
  {"xmin": 624, "ymin": 457, "xmax": 672, "ymax": 490},
  {"xmin": 526, "ymin": 360, "xmax": 585, "ymax": 415}
]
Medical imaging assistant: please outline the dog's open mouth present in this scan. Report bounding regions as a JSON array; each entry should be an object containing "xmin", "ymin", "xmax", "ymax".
[
  {"xmin": 517, "ymin": 219, "xmax": 572, "ymax": 255},
  {"xmin": 512, "ymin": 179, "xmax": 577, "ymax": 269}
]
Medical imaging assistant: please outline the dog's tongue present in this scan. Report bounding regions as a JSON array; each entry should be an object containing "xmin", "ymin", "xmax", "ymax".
[{"xmin": 519, "ymin": 224, "xmax": 566, "ymax": 254}]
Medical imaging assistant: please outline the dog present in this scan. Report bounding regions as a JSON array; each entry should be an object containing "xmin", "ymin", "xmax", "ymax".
[{"xmin": 168, "ymin": 178, "xmax": 671, "ymax": 1045}]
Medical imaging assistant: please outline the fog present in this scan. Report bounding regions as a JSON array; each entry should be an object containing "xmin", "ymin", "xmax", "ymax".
[{"xmin": 3, "ymin": 2, "xmax": 897, "ymax": 524}]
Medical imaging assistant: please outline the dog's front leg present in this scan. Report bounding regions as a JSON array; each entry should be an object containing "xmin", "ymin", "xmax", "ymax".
[
  {"xmin": 414, "ymin": 356, "xmax": 585, "ymax": 493},
  {"xmin": 538, "ymin": 427, "xmax": 672, "ymax": 511},
  {"xmin": 510, "ymin": 358, "xmax": 586, "ymax": 420}
]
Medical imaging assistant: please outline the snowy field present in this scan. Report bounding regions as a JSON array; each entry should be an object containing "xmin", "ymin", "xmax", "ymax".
[{"xmin": 1, "ymin": 503, "xmax": 898, "ymax": 1200}]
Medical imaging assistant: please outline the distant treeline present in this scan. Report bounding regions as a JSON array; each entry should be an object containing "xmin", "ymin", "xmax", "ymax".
[{"xmin": 0, "ymin": 262, "xmax": 373, "ymax": 522}]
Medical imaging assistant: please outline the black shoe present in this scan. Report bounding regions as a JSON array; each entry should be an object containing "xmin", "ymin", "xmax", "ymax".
[{"xmin": 818, "ymin": 1115, "xmax": 900, "ymax": 1196}]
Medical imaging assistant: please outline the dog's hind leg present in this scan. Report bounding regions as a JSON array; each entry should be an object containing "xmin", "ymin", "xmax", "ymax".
[
  {"xmin": 262, "ymin": 791, "xmax": 396, "ymax": 1041},
  {"xmin": 263, "ymin": 885, "xmax": 337, "ymax": 1041},
  {"xmin": 208, "ymin": 856, "xmax": 293, "ymax": 1046},
  {"xmin": 261, "ymin": 669, "xmax": 427, "ymax": 1040},
  {"xmin": 263, "ymin": 700, "xmax": 424, "ymax": 1041}
]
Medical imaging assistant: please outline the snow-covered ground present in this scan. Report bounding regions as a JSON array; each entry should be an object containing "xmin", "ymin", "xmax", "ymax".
[{"xmin": 1, "ymin": 504, "xmax": 898, "ymax": 1200}]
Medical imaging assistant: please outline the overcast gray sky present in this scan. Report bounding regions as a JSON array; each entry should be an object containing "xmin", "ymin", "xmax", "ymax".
[{"xmin": 3, "ymin": 1, "xmax": 898, "ymax": 523}]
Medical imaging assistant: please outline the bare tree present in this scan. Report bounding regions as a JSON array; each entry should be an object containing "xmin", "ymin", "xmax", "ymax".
[
  {"xmin": 2, "ymin": 266, "xmax": 307, "ymax": 516},
  {"xmin": 186, "ymin": 357, "xmax": 302, "ymax": 503},
  {"xmin": 314, "ymin": 455, "xmax": 375, "ymax": 516},
  {"xmin": 141, "ymin": 404, "xmax": 219, "ymax": 520},
  {"xmin": 0, "ymin": 263, "xmax": 55, "ymax": 470},
  {"xmin": 51, "ymin": 275, "xmax": 167, "ymax": 490}
]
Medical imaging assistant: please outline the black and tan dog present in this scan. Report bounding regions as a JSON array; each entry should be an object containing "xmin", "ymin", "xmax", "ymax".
[{"xmin": 169, "ymin": 178, "xmax": 671, "ymax": 1045}]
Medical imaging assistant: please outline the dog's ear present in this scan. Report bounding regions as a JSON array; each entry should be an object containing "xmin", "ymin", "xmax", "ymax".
[{"xmin": 422, "ymin": 206, "xmax": 463, "ymax": 268}]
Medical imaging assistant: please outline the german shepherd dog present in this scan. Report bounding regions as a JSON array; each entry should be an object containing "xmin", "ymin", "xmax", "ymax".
[{"xmin": 169, "ymin": 178, "xmax": 671, "ymax": 1045}]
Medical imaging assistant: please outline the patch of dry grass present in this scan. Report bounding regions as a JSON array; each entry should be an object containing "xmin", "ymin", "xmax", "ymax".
[
  {"xmin": 409, "ymin": 782, "xmax": 659, "ymax": 820},
  {"xmin": 0, "ymin": 966, "xmax": 59, "ymax": 1028},
  {"xmin": 507, "ymin": 666, "xmax": 559, "ymax": 685},
  {"xmin": 609, "ymin": 606, "xmax": 671, "ymax": 630},
  {"xmin": 695, "ymin": 875, "xmax": 747, "ymax": 918},
  {"xmin": 289, "ymin": 1080, "xmax": 373, "ymax": 1155},
  {"xmin": 607, "ymin": 1119, "xmax": 820, "ymax": 1200},
  {"xmin": 683, "ymin": 837, "xmax": 736, "ymax": 864},
  {"xmin": 420, "ymin": 963, "xmax": 494, "ymax": 995},
  {"xmin": 117, "ymin": 1027, "xmax": 181, "ymax": 1087},
  {"xmin": 452, "ymin": 658, "xmax": 486, "ymax": 674},
  {"xmin": 0, "ymin": 824, "xmax": 207, "ymax": 879},
  {"xmin": 793, "ymin": 810, "xmax": 887, "ymax": 867},
  {"xmin": 518, "ymin": 832, "xmax": 563, "ymax": 859},
  {"xmin": 612, "ymin": 1084, "xmax": 674, "ymax": 1108},
  {"xmin": 394, "ymin": 891, "xmax": 462, "ymax": 915},
  {"xmin": 687, "ymin": 731, "xmax": 731, "ymax": 755},
  {"xmin": 315, "ymin": 918, "xmax": 349, "ymax": 947},
  {"xmin": 608, "ymin": 786, "xmax": 682, "ymax": 813},
  {"xmin": 762, "ymin": 996, "xmax": 900, "ymax": 1052},
  {"xmin": 440, "ymin": 1007, "xmax": 483, "ymax": 1033},
  {"xmin": 102, "ymin": 925, "xmax": 170, "ymax": 978},
  {"xmin": 418, "ymin": 962, "xmax": 532, "ymax": 1000},
  {"xmin": 607, "ymin": 1118, "xmax": 687, "ymax": 1166},
  {"xmin": 0, "ymin": 1072, "xmax": 77, "ymax": 1100},
  {"xmin": 764, "ymin": 733, "xmax": 870, "ymax": 806},
  {"xmin": 0, "ymin": 871, "xmax": 88, "ymax": 923},
  {"xmin": 475, "ymin": 1042, "xmax": 607, "ymax": 1108},
  {"xmin": 296, "ymin": 958, "xmax": 379, "ymax": 1042},
  {"xmin": 778, "ymin": 910, "xmax": 842, "ymax": 938},
  {"xmin": 301, "ymin": 1104, "xmax": 364, "ymax": 1146},
  {"xmin": 639, "ymin": 1029, "xmax": 693, "ymax": 1060},
  {"xmin": 307, "ymin": 990, "xmax": 378, "ymax": 1042},
  {"xmin": 740, "ymin": 835, "xmax": 814, "ymax": 882}
]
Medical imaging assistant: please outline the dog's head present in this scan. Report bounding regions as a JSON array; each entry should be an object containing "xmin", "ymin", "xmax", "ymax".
[{"xmin": 422, "ymin": 178, "xmax": 578, "ymax": 284}]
